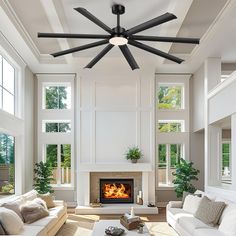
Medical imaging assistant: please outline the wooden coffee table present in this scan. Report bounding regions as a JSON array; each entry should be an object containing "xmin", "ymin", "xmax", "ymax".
[{"xmin": 91, "ymin": 220, "xmax": 150, "ymax": 235}]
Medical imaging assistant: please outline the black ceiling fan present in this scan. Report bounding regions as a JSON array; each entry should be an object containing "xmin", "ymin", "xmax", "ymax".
[{"xmin": 38, "ymin": 4, "xmax": 200, "ymax": 70}]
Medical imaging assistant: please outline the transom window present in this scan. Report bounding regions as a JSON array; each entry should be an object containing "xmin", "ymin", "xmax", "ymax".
[
  {"xmin": 45, "ymin": 144, "xmax": 71, "ymax": 185},
  {"xmin": 157, "ymin": 144, "xmax": 183, "ymax": 186},
  {"xmin": 0, "ymin": 133, "xmax": 15, "ymax": 195},
  {"xmin": 158, "ymin": 120, "xmax": 183, "ymax": 132},
  {"xmin": 0, "ymin": 55, "xmax": 15, "ymax": 115},
  {"xmin": 42, "ymin": 121, "xmax": 71, "ymax": 133},
  {"xmin": 157, "ymin": 85, "xmax": 183, "ymax": 110},
  {"xmin": 43, "ymin": 84, "xmax": 71, "ymax": 109}
]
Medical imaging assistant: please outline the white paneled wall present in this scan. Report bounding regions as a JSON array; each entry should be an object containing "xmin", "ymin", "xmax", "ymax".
[{"xmin": 79, "ymin": 73, "xmax": 154, "ymax": 165}]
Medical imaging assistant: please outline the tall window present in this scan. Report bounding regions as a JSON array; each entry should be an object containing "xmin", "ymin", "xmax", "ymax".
[
  {"xmin": 0, "ymin": 55, "xmax": 15, "ymax": 115},
  {"xmin": 0, "ymin": 133, "xmax": 15, "ymax": 195},
  {"xmin": 46, "ymin": 144, "xmax": 71, "ymax": 185},
  {"xmin": 157, "ymin": 85, "xmax": 183, "ymax": 109},
  {"xmin": 157, "ymin": 144, "xmax": 183, "ymax": 186},
  {"xmin": 221, "ymin": 141, "xmax": 231, "ymax": 184}
]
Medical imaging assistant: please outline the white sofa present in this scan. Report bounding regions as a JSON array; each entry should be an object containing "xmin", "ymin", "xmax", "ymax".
[
  {"xmin": 166, "ymin": 191, "xmax": 236, "ymax": 236},
  {"xmin": 0, "ymin": 190, "xmax": 67, "ymax": 236}
]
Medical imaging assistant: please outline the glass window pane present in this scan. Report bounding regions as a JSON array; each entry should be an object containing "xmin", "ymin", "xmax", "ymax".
[
  {"xmin": 46, "ymin": 123, "xmax": 59, "ymax": 132},
  {"xmin": 222, "ymin": 143, "xmax": 231, "ymax": 184},
  {"xmin": 170, "ymin": 144, "xmax": 181, "ymax": 167},
  {"xmin": 45, "ymin": 86, "xmax": 59, "ymax": 109},
  {"xmin": 59, "ymin": 123, "xmax": 71, "ymax": 133},
  {"xmin": 46, "ymin": 144, "xmax": 57, "ymax": 184},
  {"xmin": 3, "ymin": 89, "xmax": 14, "ymax": 114},
  {"xmin": 3, "ymin": 58, "xmax": 14, "ymax": 94},
  {"xmin": 0, "ymin": 133, "xmax": 15, "ymax": 195},
  {"xmin": 158, "ymin": 122, "xmax": 182, "ymax": 132},
  {"xmin": 59, "ymin": 86, "xmax": 71, "ymax": 109},
  {"xmin": 60, "ymin": 144, "xmax": 71, "ymax": 184},
  {"xmin": 158, "ymin": 144, "xmax": 166, "ymax": 165},
  {"xmin": 158, "ymin": 85, "xmax": 182, "ymax": 109}
]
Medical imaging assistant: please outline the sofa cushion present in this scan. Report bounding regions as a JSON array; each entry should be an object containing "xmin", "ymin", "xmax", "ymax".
[
  {"xmin": 19, "ymin": 225, "xmax": 46, "ymax": 236},
  {"xmin": 21, "ymin": 202, "xmax": 49, "ymax": 224},
  {"xmin": 22, "ymin": 190, "xmax": 38, "ymax": 201},
  {"xmin": 219, "ymin": 208, "xmax": 236, "ymax": 236},
  {"xmin": 194, "ymin": 228, "xmax": 225, "ymax": 236},
  {"xmin": 179, "ymin": 216, "xmax": 212, "ymax": 234},
  {"xmin": 0, "ymin": 207, "xmax": 24, "ymax": 235},
  {"xmin": 30, "ymin": 215, "xmax": 58, "ymax": 231},
  {"xmin": 49, "ymin": 205, "xmax": 66, "ymax": 219},
  {"xmin": 183, "ymin": 195, "xmax": 202, "ymax": 214},
  {"xmin": 218, "ymin": 202, "xmax": 236, "ymax": 225},
  {"xmin": 2, "ymin": 198, "xmax": 25, "ymax": 221},
  {"xmin": 195, "ymin": 196, "xmax": 226, "ymax": 226}
]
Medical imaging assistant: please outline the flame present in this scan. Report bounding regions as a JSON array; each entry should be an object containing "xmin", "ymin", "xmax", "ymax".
[{"xmin": 103, "ymin": 183, "xmax": 130, "ymax": 199}]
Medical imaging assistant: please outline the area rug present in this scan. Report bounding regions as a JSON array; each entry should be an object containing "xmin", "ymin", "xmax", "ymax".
[{"xmin": 56, "ymin": 214, "xmax": 179, "ymax": 236}]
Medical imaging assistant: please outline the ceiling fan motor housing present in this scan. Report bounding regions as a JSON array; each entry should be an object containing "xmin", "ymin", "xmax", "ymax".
[{"xmin": 112, "ymin": 4, "xmax": 125, "ymax": 15}]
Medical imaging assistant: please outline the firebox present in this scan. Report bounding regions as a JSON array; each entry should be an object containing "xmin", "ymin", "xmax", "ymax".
[{"xmin": 100, "ymin": 178, "xmax": 134, "ymax": 204}]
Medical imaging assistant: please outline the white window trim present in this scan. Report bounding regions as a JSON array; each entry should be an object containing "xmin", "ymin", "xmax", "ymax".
[
  {"xmin": 0, "ymin": 32, "xmax": 26, "ymax": 196},
  {"xmin": 37, "ymin": 74, "xmax": 75, "ymax": 190}
]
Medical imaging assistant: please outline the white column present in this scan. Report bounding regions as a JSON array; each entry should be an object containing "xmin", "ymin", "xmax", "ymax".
[{"xmin": 77, "ymin": 171, "xmax": 90, "ymax": 206}]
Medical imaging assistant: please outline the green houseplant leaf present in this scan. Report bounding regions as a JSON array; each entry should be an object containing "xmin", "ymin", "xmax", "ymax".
[
  {"xmin": 125, "ymin": 146, "xmax": 143, "ymax": 161},
  {"xmin": 33, "ymin": 161, "xmax": 54, "ymax": 194},
  {"xmin": 172, "ymin": 158, "xmax": 200, "ymax": 198}
]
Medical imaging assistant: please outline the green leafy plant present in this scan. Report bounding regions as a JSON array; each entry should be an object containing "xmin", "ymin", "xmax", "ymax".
[
  {"xmin": 125, "ymin": 146, "xmax": 143, "ymax": 162},
  {"xmin": 33, "ymin": 161, "xmax": 54, "ymax": 194},
  {"xmin": 172, "ymin": 158, "xmax": 200, "ymax": 198},
  {"xmin": 1, "ymin": 183, "xmax": 14, "ymax": 194}
]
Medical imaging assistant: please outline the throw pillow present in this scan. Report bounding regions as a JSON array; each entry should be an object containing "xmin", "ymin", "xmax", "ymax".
[
  {"xmin": 32, "ymin": 198, "xmax": 48, "ymax": 210},
  {"xmin": 0, "ymin": 222, "xmax": 6, "ymax": 235},
  {"xmin": 0, "ymin": 207, "xmax": 24, "ymax": 235},
  {"xmin": 38, "ymin": 193, "xmax": 55, "ymax": 208},
  {"xmin": 182, "ymin": 191, "xmax": 202, "ymax": 205},
  {"xmin": 219, "ymin": 208, "xmax": 236, "ymax": 236},
  {"xmin": 2, "ymin": 199, "xmax": 24, "ymax": 221},
  {"xmin": 183, "ymin": 195, "xmax": 202, "ymax": 214},
  {"xmin": 195, "ymin": 196, "xmax": 226, "ymax": 226},
  {"xmin": 21, "ymin": 202, "xmax": 49, "ymax": 224}
]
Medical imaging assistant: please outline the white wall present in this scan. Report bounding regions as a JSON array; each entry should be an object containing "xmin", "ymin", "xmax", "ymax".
[{"xmin": 23, "ymin": 66, "xmax": 35, "ymax": 192}]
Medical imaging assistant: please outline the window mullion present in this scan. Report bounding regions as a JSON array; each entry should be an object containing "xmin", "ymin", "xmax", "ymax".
[
  {"xmin": 57, "ymin": 144, "xmax": 61, "ymax": 185},
  {"xmin": 166, "ymin": 144, "xmax": 170, "ymax": 185}
]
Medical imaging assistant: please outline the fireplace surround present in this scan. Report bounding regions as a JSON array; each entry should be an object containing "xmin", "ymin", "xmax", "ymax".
[{"xmin": 100, "ymin": 178, "xmax": 134, "ymax": 204}]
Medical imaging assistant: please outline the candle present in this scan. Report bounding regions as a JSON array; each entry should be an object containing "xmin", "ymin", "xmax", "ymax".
[
  {"xmin": 139, "ymin": 191, "xmax": 142, "ymax": 198},
  {"xmin": 137, "ymin": 195, "xmax": 139, "ymax": 203},
  {"xmin": 130, "ymin": 207, "xmax": 135, "ymax": 217}
]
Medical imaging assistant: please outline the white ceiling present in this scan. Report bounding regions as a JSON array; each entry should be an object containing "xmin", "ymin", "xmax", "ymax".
[{"xmin": 2, "ymin": 0, "xmax": 236, "ymax": 72}]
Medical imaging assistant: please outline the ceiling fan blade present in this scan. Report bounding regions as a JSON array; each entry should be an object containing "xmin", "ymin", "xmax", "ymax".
[
  {"xmin": 119, "ymin": 45, "xmax": 139, "ymax": 70},
  {"xmin": 129, "ymin": 35, "xmax": 200, "ymax": 44},
  {"xmin": 85, "ymin": 44, "xmax": 114, "ymax": 68},
  {"xmin": 74, "ymin": 7, "xmax": 113, "ymax": 34},
  {"xmin": 128, "ymin": 40, "xmax": 184, "ymax": 64},
  {"xmin": 51, "ymin": 39, "xmax": 109, "ymax": 57},
  {"xmin": 125, "ymin": 13, "xmax": 176, "ymax": 36},
  {"xmin": 38, "ymin": 32, "xmax": 110, "ymax": 39}
]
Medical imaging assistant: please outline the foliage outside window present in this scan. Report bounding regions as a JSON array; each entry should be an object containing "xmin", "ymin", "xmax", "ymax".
[
  {"xmin": 157, "ymin": 144, "xmax": 182, "ymax": 186},
  {"xmin": 44, "ymin": 122, "xmax": 71, "ymax": 133},
  {"xmin": 157, "ymin": 85, "xmax": 182, "ymax": 110},
  {"xmin": 0, "ymin": 133, "xmax": 15, "ymax": 195},
  {"xmin": 44, "ymin": 85, "xmax": 71, "ymax": 109},
  {"xmin": 222, "ymin": 142, "xmax": 231, "ymax": 184},
  {"xmin": 0, "ymin": 55, "xmax": 15, "ymax": 115},
  {"xmin": 158, "ymin": 121, "xmax": 182, "ymax": 132},
  {"xmin": 46, "ymin": 144, "xmax": 71, "ymax": 185}
]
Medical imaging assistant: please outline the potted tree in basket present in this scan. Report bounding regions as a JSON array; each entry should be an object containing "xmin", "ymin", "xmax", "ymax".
[
  {"xmin": 172, "ymin": 158, "xmax": 200, "ymax": 198},
  {"xmin": 125, "ymin": 146, "xmax": 143, "ymax": 163}
]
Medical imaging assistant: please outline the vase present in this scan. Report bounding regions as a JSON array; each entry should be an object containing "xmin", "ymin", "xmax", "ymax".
[{"xmin": 131, "ymin": 159, "xmax": 137, "ymax": 163}]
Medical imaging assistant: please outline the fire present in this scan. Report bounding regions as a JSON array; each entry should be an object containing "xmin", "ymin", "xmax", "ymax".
[{"xmin": 103, "ymin": 183, "xmax": 129, "ymax": 199}]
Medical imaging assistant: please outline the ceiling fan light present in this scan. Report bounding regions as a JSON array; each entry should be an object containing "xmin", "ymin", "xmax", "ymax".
[{"xmin": 109, "ymin": 36, "xmax": 128, "ymax": 46}]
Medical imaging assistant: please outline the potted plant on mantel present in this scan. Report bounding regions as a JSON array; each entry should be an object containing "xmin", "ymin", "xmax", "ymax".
[{"xmin": 125, "ymin": 146, "xmax": 143, "ymax": 163}]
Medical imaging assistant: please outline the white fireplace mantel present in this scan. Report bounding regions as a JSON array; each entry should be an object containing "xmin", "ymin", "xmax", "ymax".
[{"xmin": 78, "ymin": 163, "xmax": 153, "ymax": 172}]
